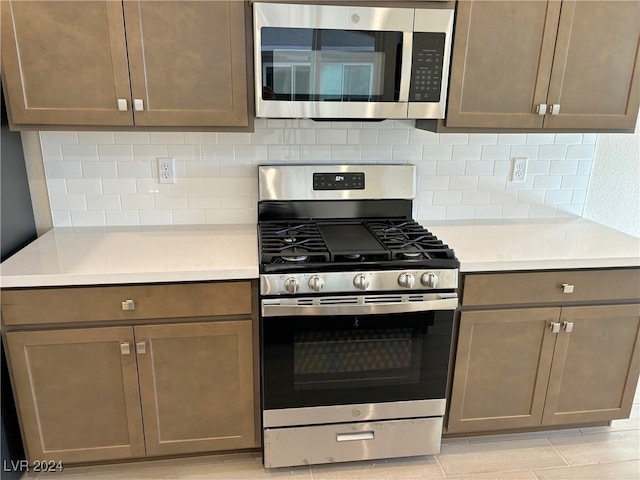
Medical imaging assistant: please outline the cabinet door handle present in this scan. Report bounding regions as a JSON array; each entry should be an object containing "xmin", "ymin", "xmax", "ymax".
[
  {"xmin": 134, "ymin": 99, "xmax": 144, "ymax": 111},
  {"xmin": 121, "ymin": 299, "xmax": 136, "ymax": 311},
  {"xmin": 136, "ymin": 341, "xmax": 147, "ymax": 354},
  {"xmin": 117, "ymin": 98, "xmax": 128, "ymax": 111},
  {"xmin": 562, "ymin": 321, "xmax": 574, "ymax": 333},
  {"xmin": 561, "ymin": 283, "xmax": 575, "ymax": 294},
  {"xmin": 120, "ymin": 343, "xmax": 131, "ymax": 355},
  {"xmin": 550, "ymin": 104, "xmax": 560, "ymax": 115},
  {"xmin": 550, "ymin": 322, "xmax": 561, "ymax": 334},
  {"xmin": 536, "ymin": 104, "xmax": 548, "ymax": 115}
]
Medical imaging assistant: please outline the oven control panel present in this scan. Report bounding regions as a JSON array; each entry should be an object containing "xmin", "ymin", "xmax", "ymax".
[
  {"xmin": 260, "ymin": 269, "xmax": 458, "ymax": 296},
  {"xmin": 313, "ymin": 172, "xmax": 365, "ymax": 190}
]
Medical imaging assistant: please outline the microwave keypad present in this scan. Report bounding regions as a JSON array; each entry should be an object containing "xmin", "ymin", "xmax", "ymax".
[{"xmin": 409, "ymin": 33, "xmax": 445, "ymax": 102}]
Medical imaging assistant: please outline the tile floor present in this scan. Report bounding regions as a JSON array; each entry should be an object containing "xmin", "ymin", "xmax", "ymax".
[{"xmin": 22, "ymin": 387, "xmax": 640, "ymax": 480}]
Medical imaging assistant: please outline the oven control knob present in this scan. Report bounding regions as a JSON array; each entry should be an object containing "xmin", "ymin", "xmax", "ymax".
[
  {"xmin": 398, "ymin": 273, "xmax": 415, "ymax": 289},
  {"xmin": 421, "ymin": 272, "xmax": 439, "ymax": 289},
  {"xmin": 353, "ymin": 274, "xmax": 370, "ymax": 290},
  {"xmin": 284, "ymin": 277, "xmax": 299, "ymax": 295},
  {"xmin": 308, "ymin": 275, "xmax": 325, "ymax": 292}
]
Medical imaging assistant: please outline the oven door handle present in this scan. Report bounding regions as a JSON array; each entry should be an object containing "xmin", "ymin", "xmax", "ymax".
[{"xmin": 261, "ymin": 295, "xmax": 458, "ymax": 317}]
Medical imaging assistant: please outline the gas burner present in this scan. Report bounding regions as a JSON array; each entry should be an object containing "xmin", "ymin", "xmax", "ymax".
[
  {"xmin": 282, "ymin": 255, "xmax": 309, "ymax": 263},
  {"xmin": 283, "ymin": 237, "xmax": 296, "ymax": 244},
  {"xmin": 400, "ymin": 252, "xmax": 423, "ymax": 259},
  {"xmin": 343, "ymin": 254, "xmax": 361, "ymax": 260}
]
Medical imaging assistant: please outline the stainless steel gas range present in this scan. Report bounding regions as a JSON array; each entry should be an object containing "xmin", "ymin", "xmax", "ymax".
[{"xmin": 257, "ymin": 164, "xmax": 459, "ymax": 468}]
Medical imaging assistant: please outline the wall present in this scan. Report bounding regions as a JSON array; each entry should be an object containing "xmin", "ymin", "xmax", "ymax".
[
  {"xmin": 40, "ymin": 120, "xmax": 597, "ymax": 226},
  {"xmin": 583, "ymin": 115, "xmax": 640, "ymax": 237}
]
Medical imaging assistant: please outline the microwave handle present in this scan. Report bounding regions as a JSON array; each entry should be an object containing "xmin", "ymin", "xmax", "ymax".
[{"xmin": 398, "ymin": 31, "xmax": 413, "ymax": 103}]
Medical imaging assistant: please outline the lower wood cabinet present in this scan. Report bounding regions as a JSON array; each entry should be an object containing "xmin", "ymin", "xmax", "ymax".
[
  {"xmin": 5, "ymin": 320, "xmax": 255, "ymax": 463},
  {"xmin": 448, "ymin": 304, "xmax": 640, "ymax": 433}
]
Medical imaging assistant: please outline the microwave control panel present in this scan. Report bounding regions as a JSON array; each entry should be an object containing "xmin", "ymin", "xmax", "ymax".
[{"xmin": 409, "ymin": 33, "xmax": 445, "ymax": 102}]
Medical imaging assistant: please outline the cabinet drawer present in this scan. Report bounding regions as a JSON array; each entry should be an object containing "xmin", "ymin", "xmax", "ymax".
[
  {"xmin": 1, "ymin": 281, "xmax": 252, "ymax": 325},
  {"xmin": 462, "ymin": 268, "xmax": 640, "ymax": 307}
]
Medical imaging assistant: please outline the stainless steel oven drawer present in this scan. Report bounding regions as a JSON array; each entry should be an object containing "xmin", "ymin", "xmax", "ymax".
[{"xmin": 263, "ymin": 417, "xmax": 443, "ymax": 468}]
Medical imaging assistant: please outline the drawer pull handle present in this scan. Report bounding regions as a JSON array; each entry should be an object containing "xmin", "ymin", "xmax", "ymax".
[
  {"xmin": 561, "ymin": 283, "xmax": 575, "ymax": 294},
  {"xmin": 563, "ymin": 321, "xmax": 574, "ymax": 333},
  {"xmin": 122, "ymin": 299, "xmax": 136, "ymax": 311},
  {"xmin": 336, "ymin": 431, "xmax": 374, "ymax": 442},
  {"xmin": 550, "ymin": 322, "xmax": 561, "ymax": 334},
  {"xmin": 136, "ymin": 341, "xmax": 147, "ymax": 354},
  {"xmin": 120, "ymin": 343, "xmax": 131, "ymax": 355}
]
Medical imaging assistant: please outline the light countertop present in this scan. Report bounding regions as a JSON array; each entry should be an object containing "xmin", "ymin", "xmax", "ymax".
[
  {"xmin": 0, "ymin": 224, "xmax": 259, "ymax": 288},
  {"xmin": 1, "ymin": 219, "xmax": 638, "ymax": 288},
  {"xmin": 426, "ymin": 218, "xmax": 640, "ymax": 272}
]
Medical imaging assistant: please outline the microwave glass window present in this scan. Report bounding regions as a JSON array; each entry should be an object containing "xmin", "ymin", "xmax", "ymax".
[{"xmin": 261, "ymin": 27, "xmax": 402, "ymax": 102}]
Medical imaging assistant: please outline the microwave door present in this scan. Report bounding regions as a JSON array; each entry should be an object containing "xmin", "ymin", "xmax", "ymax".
[{"xmin": 254, "ymin": 3, "xmax": 414, "ymax": 119}]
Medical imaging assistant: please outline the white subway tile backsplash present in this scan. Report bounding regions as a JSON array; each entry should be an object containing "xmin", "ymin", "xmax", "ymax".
[
  {"xmin": 46, "ymin": 161, "xmax": 83, "ymax": 179},
  {"xmin": 102, "ymin": 178, "xmax": 137, "ymax": 194},
  {"xmin": 116, "ymin": 162, "xmax": 153, "ymax": 178},
  {"xmin": 42, "ymin": 120, "xmax": 598, "ymax": 226},
  {"xmin": 433, "ymin": 190, "xmax": 462, "ymax": 206},
  {"xmin": 446, "ymin": 205, "xmax": 475, "ymax": 220},
  {"xmin": 115, "ymin": 132, "xmax": 149, "ymax": 144},
  {"xmin": 436, "ymin": 160, "xmax": 466, "ymax": 176},
  {"xmin": 86, "ymin": 194, "xmax": 121, "ymax": 210},
  {"xmin": 468, "ymin": 134, "xmax": 498, "ymax": 145},
  {"xmin": 378, "ymin": 129, "xmax": 410, "ymax": 145},
  {"xmin": 561, "ymin": 174, "xmax": 590, "ymax": 189},
  {"xmin": 62, "ymin": 144, "xmax": 99, "ymax": 162},
  {"xmin": 106, "ymin": 211, "xmax": 139, "ymax": 226},
  {"xmin": 139, "ymin": 210, "xmax": 172, "ymax": 225},
  {"xmin": 533, "ymin": 175, "xmax": 563, "ymax": 189},
  {"xmin": 452, "ymin": 145, "xmax": 482, "ymax": 161},
  {"xmin": 149, "ymin": 132, "xmax": 184, "ymax": 144},
  {"xmin": 172, "ymin": 210, "xmax": 206, "ymax": 225},
  {"xmin": 550, "ymin": 160, "xmax": 579, "ymax": 175},
  {"xmin": 70, "ymin": 211, "xmax": 106, "ymax": 226},
  {"xmin": 50, "ymin": 194, "xmax": 86, "ymax": 211},
  {"xmin": 465, "ymin": 161, "xmax": 494, "ymax": 176},
  {"xmin": 438, "ymin": 133, "xmax": 468, "ymax": 145},
  {"xmin": 526, "ymin": 134, "xmax": 555, "ymax": 145},
  {"xmin": 83, "ymin": 162, "xmax": 118, "ymax": 179},
  {"xmin": 78, "ymin": 132, "xmax": 115, "ymax": 144},
  {"xmin": 66, "ymin": 179, "xmax": 102, "ymax": 194}
]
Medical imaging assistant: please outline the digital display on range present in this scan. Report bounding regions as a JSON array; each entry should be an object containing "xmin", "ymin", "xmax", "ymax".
[{"xmin": 313, "ymin": 173, "xmax": 365, "ymax": 190}]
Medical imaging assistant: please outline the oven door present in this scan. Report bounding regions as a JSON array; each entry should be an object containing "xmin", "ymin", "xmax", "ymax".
[{"xmin": 261, "ymin": 295, "xmax": 456, "ymax": 421}]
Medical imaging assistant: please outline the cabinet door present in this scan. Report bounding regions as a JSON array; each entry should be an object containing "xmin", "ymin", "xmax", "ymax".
[
  {"xmin": 448, "ymin": 308, "xmax": 560, "ymax": 433},
  {"xmin": 134, "ymin": 320, "xmax": 256, "ymax": 456},
  {"xmin": 544, "ymin": 1, "xmax": 640, "ymax": 130},
  {"xmin": 543, "ymin": 304, "xmax": 640, "ymax": 425},
  {"xmin": 445, "ymin": 1, "xmax": 560, "ymax": 128},
  {"xmin": 123, "ymin": 1, "xmax": 249, "ymax": 127},
  {"xmin": 0, "ymin": 1, "xmax": 133, "ymax": 126},
  {"xmin": 5, "ymin": 327, "xmax": 145, "ymax": 463}
]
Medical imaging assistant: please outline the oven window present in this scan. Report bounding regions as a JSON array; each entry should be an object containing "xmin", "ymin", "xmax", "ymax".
[
  {"xmin": 260, "ymin": 27, "xmax": 402, "ymax": 102},
  {"xmin": 293, "ymin": 328, "xmax": 421, "ymax": 389},
  {"xmin": 262, "ymin": 311, "xmax": 454, "ymax": 410}
]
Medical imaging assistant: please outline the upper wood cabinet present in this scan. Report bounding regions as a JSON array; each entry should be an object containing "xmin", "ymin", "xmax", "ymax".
[
  {"xmin": 445, "ymin": 1, "xmax": 640, "ymax": 130},
  {"xmin": 1, "ymin": 0, "xmax": 250, "ymax": 128}
]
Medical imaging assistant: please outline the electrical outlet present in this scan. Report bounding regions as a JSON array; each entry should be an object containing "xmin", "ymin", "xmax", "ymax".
[
  {"xmin": 510, "ymin": 157, "xmax": 528, "ymax": 183},
  {"xmin": 157, "ymin": 157, "xmax": 176, "ymax": 184}
]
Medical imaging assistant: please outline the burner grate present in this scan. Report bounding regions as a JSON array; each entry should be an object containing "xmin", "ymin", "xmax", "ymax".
[
  {"xmin": 365, "ymin": 220, "xmax": 456, "ymax": 260},
  {"xmin": 259, "ymin": 222, "xmax": 330, "ymax": 264}
]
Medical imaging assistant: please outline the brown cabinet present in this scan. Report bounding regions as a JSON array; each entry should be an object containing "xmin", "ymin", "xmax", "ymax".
[
  {"xmin": 447, "ymin": 268, "xmax": 640, "ymax": 434},
  {"xmin": 445, "ymin": 1, "xmax": 640, "ymax": 130},
  {"xmin": 1, "ymin": 0, "xmax": 250, "ymax": 128},
  {"xmin": 2, "ymin": 281, "xmax": 258, "ymax": 464}
]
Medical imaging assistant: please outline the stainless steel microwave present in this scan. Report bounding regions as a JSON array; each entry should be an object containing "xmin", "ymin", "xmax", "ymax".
[{"xmin": 253, "ymin": 2, "xmax": 454, "ymax": 120}]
